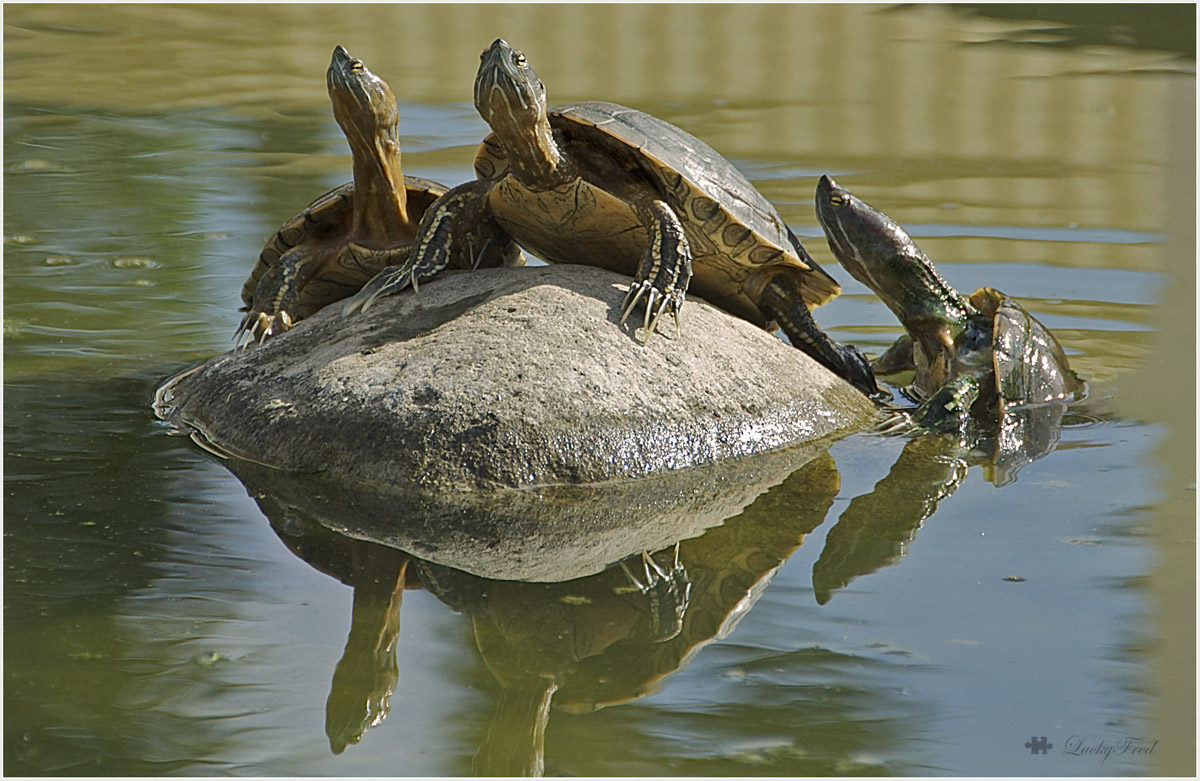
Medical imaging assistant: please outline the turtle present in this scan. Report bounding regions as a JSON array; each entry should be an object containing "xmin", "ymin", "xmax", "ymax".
[
  {"xmin": 813, "ymin": 173, "xmax": 1084, "ymax": 436},
  {"xmin": 236, "ymin": 45, "xmax": 518, "ymax": 346},
  {"xmin": 349, "ymin": 38, "xmax": 878, "ymax": 397}
]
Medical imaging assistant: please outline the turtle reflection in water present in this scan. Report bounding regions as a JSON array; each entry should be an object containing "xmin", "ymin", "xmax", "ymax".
[
  {"xmin": 616, "ymin": 546, "xmax": 691, "ymax": 643},
  {"xmin": 350, "ymin": 38, "xmax": 878, "ymax": 397},
  {"xmin": 236, "ymin": 46, "xmax": 518, "ymax": 346},
  {"xmin": 815, "ymin": 175, "xmax": 1085, "ymax": 485}
]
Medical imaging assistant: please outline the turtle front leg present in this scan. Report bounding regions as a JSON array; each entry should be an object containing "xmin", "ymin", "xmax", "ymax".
[
  {"xmin": 621, "ymin": 199, "xmax": 693, "ymax": 342},
  {"xmin": 877, "ymin": 374, "xmax": 981, "ymax": 439},
  {"xmin": 347, "ymin": 180, "xmax": 502, "ymax": 314},
  {"xmin": 910, "ymin": 375, "xmax": 980, "ymax": 434},
  {"xmin": 752, "ymin": 268, "xmax": 881, "ymax": 398},
  {"xmin": 235, "ymin": 245, "xmax": 326, "ymax": 347}
]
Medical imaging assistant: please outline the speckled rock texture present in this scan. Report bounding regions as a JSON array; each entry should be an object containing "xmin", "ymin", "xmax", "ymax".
[
  {"xmin": 159, "ymin": 264, "xmax": 875, "ymax": 492},
  {"xmin": 159, "ymin": 264, "xmax": 874, "ymax": 492}
]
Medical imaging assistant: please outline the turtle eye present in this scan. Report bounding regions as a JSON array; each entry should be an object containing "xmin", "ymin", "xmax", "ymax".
[
  {"xmin": 513, "ymin": 51, "xmax": 527, "ymax": 67},
  {"xmin": 829, "ymin": 192, "xmax": 847, "ymax": 208},
  {"xmin": 350, "ymin": 59, "xmax": 364, "ymax": 72}
]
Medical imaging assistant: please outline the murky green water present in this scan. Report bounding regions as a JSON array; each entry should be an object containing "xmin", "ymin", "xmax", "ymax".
[{"xmin": 4, "ymin": 4, "xmax": 1195, "ymax": 776}]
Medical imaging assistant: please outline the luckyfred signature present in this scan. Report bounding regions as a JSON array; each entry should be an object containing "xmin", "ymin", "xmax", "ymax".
[{"xmin": 1063, "ymin": 735, "xmax": 1158, "ymax": 761}]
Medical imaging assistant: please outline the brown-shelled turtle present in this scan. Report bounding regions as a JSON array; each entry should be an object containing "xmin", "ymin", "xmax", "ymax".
[
  {"xmin": 237, "ymin": 45, "xmax": 518, "ymax": 345},
  {"xmin": 815, "ymin": 174, "xmax": 1085, "ymax": 481},
  {"xmin": 350, "ymin": 39, "xmax": 878, "ymax": 396}
]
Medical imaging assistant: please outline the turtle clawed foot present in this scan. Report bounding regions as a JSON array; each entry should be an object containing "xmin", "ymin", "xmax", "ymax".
[
  {"xmin": 617, "ymin": 544, "xmax": 690, "ymax": 643},
  {"xmin": 233, "ymin": 309, "xmax": 293, "ymax": 350},
  {"xmin": 872, "ymin": 410, "xmax": 916, "ymax": 436},
  {"xmin": 909, "ymin": 376, "xmax": 981, "ymax": 434},
  {"xmin": 873, "ymin": 376, "xmax": 981, "ymax": 437},
  {"xmin": 469, "ymin": 238, "xmax": 492, "ymax": 271},
  {"xmin": 621, "ymin": 281, "xmax": 685, "ymax": 343},
  {"xmin": 840, "ymin": 344, "xmax": 883, "ymax": 399},
  {"xmin": 344, "ymin": 266, "xmax": 417, "ymax": 316}
]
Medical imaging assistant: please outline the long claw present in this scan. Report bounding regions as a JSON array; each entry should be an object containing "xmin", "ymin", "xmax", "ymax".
[
  {"xmin": 189, "ymin": 430, "xmax": 230, "ymax": 460},
  {"xmin": 471, "ymin": 238, "xmax": 491, "ymax": 271},
  {"xmin": 642, "ymin": 551, "xmax": 668, "ymax": 581},
  {"xmin": 233, "ymin": 308, "xmax": 294, "ymax": 349},
  {"xmin": 641, "ymin": 289, "xmax": 656, "ymax": 341},
  {"xmin": 645, "ymin": 296, "xmax": 670, "ymax": 341},
  {"xmin": 621, "ymin": 281, "xmax": 685, "ymax": 343},
  {"xmin": 342, "ymin": 294, "xmax": 366, "ymax": 317},
  {"xmin": 352, "ymin": 283, "xmax": 390, "ymax": 314},
  {"xmin": 620, "ymin": 559, "xmax": 646, "ymax": 592},
  {"xmin": 621, "ymin": 282, "xmax": 649, "ymax": 325},
  {"xmin": 234, "ymin": 309, "xmax": 260, "ymax": 349},
  {"xmin": 350, "ymin": 267, "xmax": 417, "ymax": 316},
  {"xmin": 873, "ymin": 412, "xmax": 914, "ymax": 436}
]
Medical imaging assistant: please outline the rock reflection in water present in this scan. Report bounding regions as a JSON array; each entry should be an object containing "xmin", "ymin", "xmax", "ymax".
[
  {"xmin": 202, "ymin": 386, "xmax": 1080, "ymax": 769},
  {"xmin": 230, "ymin": 451, "xmax": 840, "ymax": 770}
]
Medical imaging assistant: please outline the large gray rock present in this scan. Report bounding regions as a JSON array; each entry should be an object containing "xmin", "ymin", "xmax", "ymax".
[
  {"xmin": 157, "ymin": 264, "xmax": 878, "ymax": 580},
  {"xmin": 159, "ymin": 264, "xmax": 875, "ymax": 492}
]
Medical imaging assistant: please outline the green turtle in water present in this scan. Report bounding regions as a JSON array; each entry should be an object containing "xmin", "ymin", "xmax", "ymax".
[
  {"xmin": 237, "ymin": 46, "xmax": 517, "ymax": 346},
  {"xmin": 797, "ymin": 175, "xmax": 1090, "ymax": 603},
  {"xmin": 815, "ymin": 174, "xmax": 1083, "ymax": 429},
  {"xmin": 349, "ymin": 39, "xmax": 878, "ymax": 396},
  {"xmin": 815, "ymin": 174, "xmax": 1084, "ymax": 484}
]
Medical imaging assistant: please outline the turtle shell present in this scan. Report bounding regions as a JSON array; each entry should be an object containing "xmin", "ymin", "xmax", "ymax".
[
  {"xmin": 968, "ymin": 287, "xmax": 1083, "ymax": 409},
  {"xmin": 240, "ymin": 175, "xmax": 448, "ymax": 318},
  {"xmin": 964, "ymin": 288, "xmax": 1083, "ymax": 485},
  {"xmin": 476, "ymin": 100, "xmax": 840, "ymax": 324},
  {"xmin": 241, "ymin": 182, "xmax": 352, "ymax": 310}
]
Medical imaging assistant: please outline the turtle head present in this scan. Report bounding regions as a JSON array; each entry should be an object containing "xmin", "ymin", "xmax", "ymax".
[
  {"xmin": 816, "ymin": 175, "xmax": 978, "ymax": 394},
  {"xmin": 327, "ymin": 46, "xmax": 408, "ymax": 234},
  {"xmin": 327, "ymin": 46, "xmax": 401, "ymax": 152},
  {"xmin": 815, "ymin": 175, "xmax": 967, "ymax": 320},
  {"xmin": 474, "ymin": 39, "xmax": 561, "ymax": 181}
]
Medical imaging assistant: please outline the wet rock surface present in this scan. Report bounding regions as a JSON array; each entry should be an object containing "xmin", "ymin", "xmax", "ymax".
[{"xmin": 158, "ymin": 264, "xmax": 876, "ymax": 492}]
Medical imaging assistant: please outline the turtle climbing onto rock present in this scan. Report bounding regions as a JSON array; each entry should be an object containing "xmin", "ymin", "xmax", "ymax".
[
  {"xmin": 236, "ymin": 45, "xmax": 518, "ymax": 346},
  {"xmin": 814, "ymin": 174, "xmax": 1084, "ymax": 449},
  {"xmin": 350, "ymin": 39, "xmax": 877, "ymax": 396}
]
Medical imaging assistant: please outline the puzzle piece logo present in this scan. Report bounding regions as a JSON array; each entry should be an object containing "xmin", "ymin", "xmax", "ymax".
[{"xmin": 1025, "ymin": 736, "xmax": 1053, "ymax": 755}]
